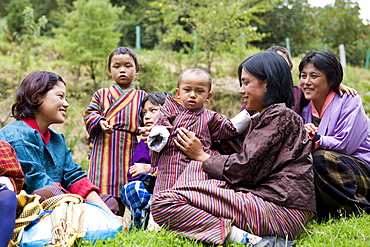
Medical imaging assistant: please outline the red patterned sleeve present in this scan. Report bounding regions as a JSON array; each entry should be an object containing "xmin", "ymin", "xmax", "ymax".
[
  {"xmin": 0, "ymin": 140, "xmax": 25, "ymax": 194},
  {"xmin": 68, "ymin": 177, "xmax": 101, "ymax": 198}
]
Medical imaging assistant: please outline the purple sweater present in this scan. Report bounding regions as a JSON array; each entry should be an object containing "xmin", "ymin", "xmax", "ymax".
[
  {"xmin": 301, "ymin": 93, "xmax": 370, "ymax": 165},
  {"xmin": 127, "ymin": 140, "xmax": 151, "ymax": 181}
]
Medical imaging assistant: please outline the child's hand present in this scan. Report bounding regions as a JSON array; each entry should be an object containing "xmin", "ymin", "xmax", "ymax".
[
  {"xmin": 129, "ymin": 163, "xmax": 151, "ymax": 177},
  {"xmin": 304, "ymin": 123, "xmax": 318, "ymax": 137},
  {"xmin": 139, "ymin": 127, "xmax": 152, "ymax": 143},
  {"xmin": 99, "ymin": 120, "xmax": 113, "ymax": 134}
]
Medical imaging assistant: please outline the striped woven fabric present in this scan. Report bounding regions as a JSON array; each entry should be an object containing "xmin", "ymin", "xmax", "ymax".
[
  {"xmin": 151, "ymin": 178, "xmax": 313, "ymax": 245},
  {"xmin": 151, "ymin": 96, "xmax": 238, "ymax": 194},
  {"xmin": 84, "ymin": 84, "xmax": 147, "ymax": 197}
]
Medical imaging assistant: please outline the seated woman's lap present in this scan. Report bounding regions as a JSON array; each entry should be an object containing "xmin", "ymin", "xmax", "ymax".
[
  {"xmin": 173, "ymin": 161, "xmax": 209, "ymax": 187},
  {"xmin": 151, "ymin": 179, "xmax": 313, "ymax": 240},
  {"xmin": 312, "ymin": 149, "xmax": 370, "ymax": 214}
]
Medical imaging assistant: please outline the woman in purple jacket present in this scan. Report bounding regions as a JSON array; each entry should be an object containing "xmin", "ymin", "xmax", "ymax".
[{"xmin": 299, "ymin": 51, "xmax": 370, "ymax": 219}]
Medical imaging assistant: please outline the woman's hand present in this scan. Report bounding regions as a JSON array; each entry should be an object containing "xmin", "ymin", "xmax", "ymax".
[
  {"xmin": 174, "ymin": 127, "xmax": 210, "ymax": 162},
  {"xmin": 304, "ymin": 123, "xmax": 318, "ymax": 137},
  {"xmin": 339, "ymin": 84, "xmax": 357, "ymax": 97},
  {"xmin": 129, "ymin": 163, "xmax": 151, "ymax": 177}
]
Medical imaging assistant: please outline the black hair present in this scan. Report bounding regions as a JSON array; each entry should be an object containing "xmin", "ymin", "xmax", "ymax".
[
  {"xmin": 238, "ymin": 51, "xmax": 294, "ymax": 109},
  {"xmin": 108, "ymin": 46, "xmax": 139, "ymax": 70},
  {"xmin": 140, "ymin": 92, "xmax": 173, "ymax": 124},
  {"xmin": 12, "ymin": 71, "xmax": 65, "ymax": 120},
  {"xmin": 141, "ymin": 92, "xmax": 173, "ymax": 108},
  {"xmin": 298, "ymin": 51, "xmax": 342, "ymax": 94},
  {"xmin": 266, "ymin": 46, "xmax": 293, "ymax": 69}
]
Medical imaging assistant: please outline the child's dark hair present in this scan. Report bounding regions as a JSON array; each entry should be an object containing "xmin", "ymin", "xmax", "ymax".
[
  {"xmin": 140, "ymin": 92, "xmax": 173, "ymax": 122},
  {"xmin": 108, "ymin": 46, "xmax": 139, "ymax": 69},
  {"xmin": 141, "ymin": 92, "xmax": 173, "ymax": 108},
  {"xmin": 12, "ymin": 71, "xmax": 65, "ymax": 120}
]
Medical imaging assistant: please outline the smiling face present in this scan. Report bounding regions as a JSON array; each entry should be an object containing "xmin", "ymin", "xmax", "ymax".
[
  {"xmin": 175, "ymin": 72, "xmax": 212, "ymax": 110},
  {"xmin": 239, "ymin": 69, "xmax": 266, "ymax": 112},
  {"xmin": 142, "ymin": 100, "xmax": 161, "ymax": 127},
  {"xmin": 108, "ymin": 54, "xmax": 139, "ymax": 90},
  {"xmin": 35, "ymin": 81, "xmax": 69, "ymax": 132},
  {"xmin": 299, "ymin": 62, "xmax": 331, "ymax": 111}
]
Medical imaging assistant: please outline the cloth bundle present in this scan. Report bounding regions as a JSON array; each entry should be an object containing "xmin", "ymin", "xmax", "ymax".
[
  {"xmin": 44, "ymin": 194, "xmax": 86, "ymax": 247},
  {"xmin": 9, "ymin": 192, "xmax": 122, "ymax": 247},
  {"xmin": 10, "ymin": 191, "xmax": 44, "ymax": 246}
]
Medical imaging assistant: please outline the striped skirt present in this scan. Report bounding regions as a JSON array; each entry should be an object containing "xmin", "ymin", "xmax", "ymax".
[
  {"xmin": 151, "ymin": 164, "xmax": 313, "ymax": 245},
  {"xmin": 312, "ymin": 150, "xmax": 370, "ymax": 217}
]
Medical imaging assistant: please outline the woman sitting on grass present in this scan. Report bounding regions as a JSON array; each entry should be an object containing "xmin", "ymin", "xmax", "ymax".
[
  {"xmin": 0, "ymin": 71, "xmax": 124, "ymax": 224},
  {"xmin": 150, "ymin": 52, "xmax": 316, "ymax": 246},
  {"xmin": 299, "ymin": 51, "xmax": 370, "ymax": 219}
]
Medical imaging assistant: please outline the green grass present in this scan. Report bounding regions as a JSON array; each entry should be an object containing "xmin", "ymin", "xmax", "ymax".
[
  {"xmin": 72, "ymin": 211, "xmax": 370, "ymax": 246},
  {"xmin": 296, "ymin": 212, "xmax": 370, "ymax": 246},
  {"xmin": 75, "ymin": 229, "xmax": 219, "ymax": 247}
]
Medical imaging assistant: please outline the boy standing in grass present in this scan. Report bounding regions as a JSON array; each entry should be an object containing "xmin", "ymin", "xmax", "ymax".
[{"xmin": 84, "ymin": 47, "xmax": 147, "ymax": 201}]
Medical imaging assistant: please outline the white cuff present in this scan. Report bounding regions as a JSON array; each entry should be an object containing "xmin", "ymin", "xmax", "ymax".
[
  {"xmin": 0, "ymin": 176, "xmax": 14, "ymax": 191},
  {"xmin": 148, "ymin": 126, "xmax": 170, "ymax": 152},
  {"xmin": 230, "ymin": 109, "xmax": 251, "ymax": 134}
]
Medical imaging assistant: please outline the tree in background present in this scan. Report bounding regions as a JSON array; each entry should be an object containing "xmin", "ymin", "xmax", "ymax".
[
  {"xmin": 316, "ymin": 0, "xmax": 370, "ymax": 66},
  {"xmin": 148, "ymin": 0, "xmax": 271, "ymax": 72},
  {"xmin": 251, "ymin": 0, "xmax": 369, "ymax": 66},
  {"xmin": 2, "ymin": 0, "xmax": 75, "ymax": 38},
  {"xmin": 111, "ymin": 0, "xmax": 161, "ymax": 49},
  {"xmin": 5, "ymin": 0, "xmax": 32, "ymax": 40},
  {"xmin": 52, "ymin": 0, "xmax": 122, "ymax": 89},
  {"xmin": 251, "ymin": 0, "xmax": 315, "ymax": 56},
  {"xmin": 12, "ymin": 7, "xmax": 47, "ymax": 80},
  {"xmin": 28, "ymin": 0, "xmax": 74, "ymax": 36},
  {"xmin": 0, "ymin": 0, "xmax": 11, "ymax": 17}
]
